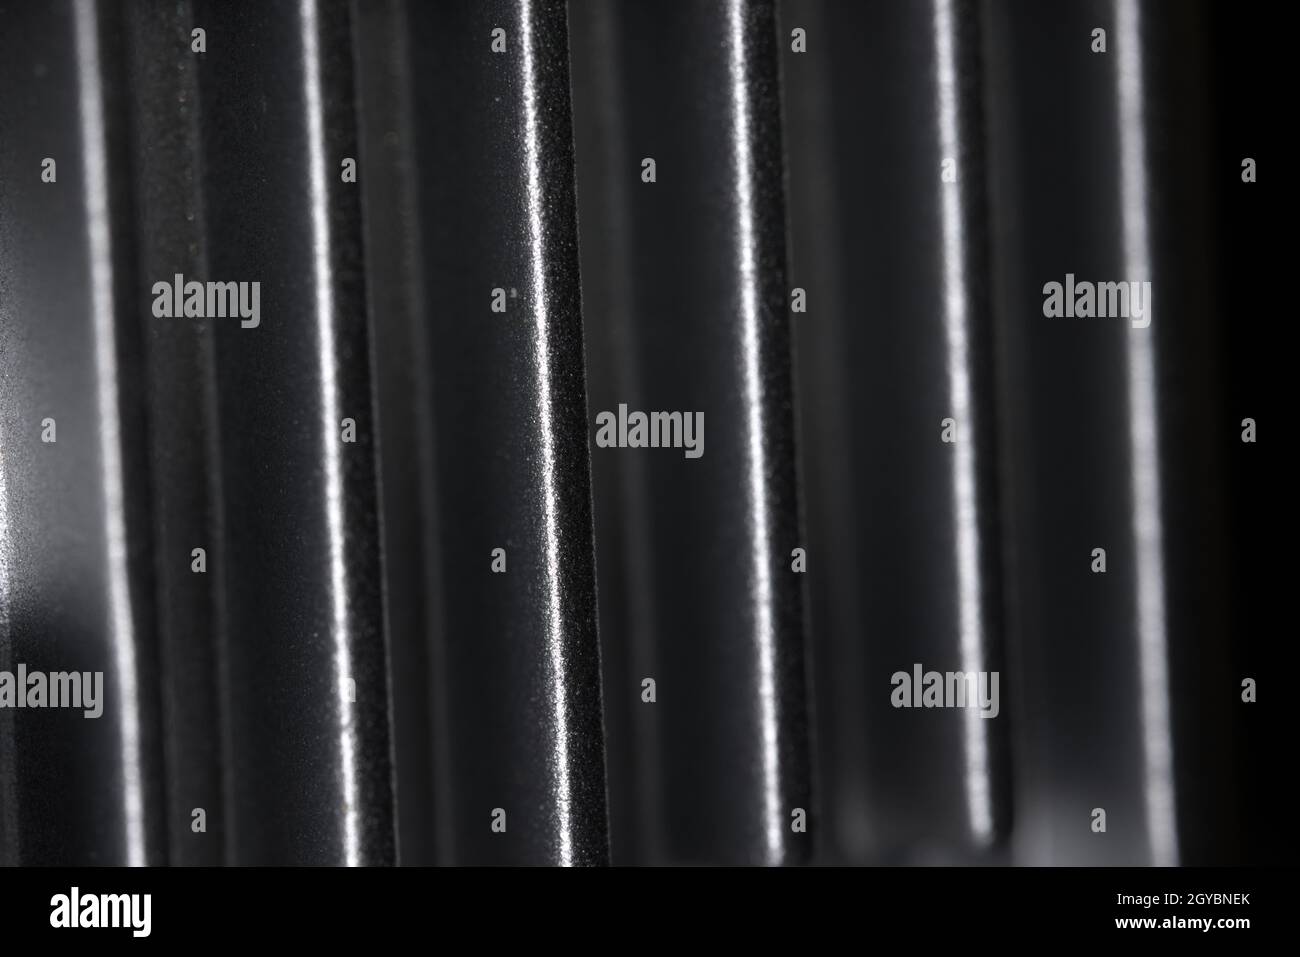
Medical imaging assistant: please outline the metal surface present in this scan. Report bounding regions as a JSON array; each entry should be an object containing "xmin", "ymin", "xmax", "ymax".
[
  {"xmin": 0, "ymin": 0, "xmax": 1271, "ymax": 867},
  {"xmin": 1, "ymin": 0, "xmax": 167, "ymax": 866},
  {"xmin": 780, "ymin": 0, "xmax": 1011, "ymax": 863},
  {"xmin": 1, "ymin": 0, "xmax": 397, "ymax": 866},
  {"xmin": 196, "ymin": 0, "xmax": 394, "ymax": 866},
  {"xmin": 571, "ymin": 0, "xmax": 813, "ymax": 866},
  {"xmin": 360, "ymin": 0, "xmax": 608, "ymax": 866},
  {"xmin": 982, "ymin": 0, "xmax": 1249, "ymax": 866}
]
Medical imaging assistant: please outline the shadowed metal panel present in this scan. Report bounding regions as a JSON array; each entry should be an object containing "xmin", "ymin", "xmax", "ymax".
[
  {"xmin": 193, "ymin": 0, "xmax": 394, "ymax": 865},
  {"xmin": 780, "ymin": 0, "xmax": 1012, "ymax": 865},
  {"xmin": 0, "ymin": 0, "xmax": 168, "ymax": 867},
  {"xmin": 351, "ymin": 0, "xmax": 441, "ymax": 868},
  {"xmin": 983, "ymin": 0, "xmax": 1246, "ymax": 865},
  {"xmin": 360, "ymin": 0, "xmax": 608, "ymax": 866},
  {"xmin": 123, "ymin": 0, "xmax": 227, "ymax": 866},
  {"xmin": 570, "ymin": 0, "xmax": 812, "ymax": 866}
]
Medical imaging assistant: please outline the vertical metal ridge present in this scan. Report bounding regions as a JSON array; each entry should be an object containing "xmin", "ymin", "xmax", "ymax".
[
  {"xmin": 122, "ymin": 0, "xmax": 229, "ymax": 866},
  {"xmin": 571, "ymin": 0, "xmax": 811, "ymax": 866},
  {"xmin": 519, "ymin": 0, "xmax": 576, "ymax": 864},
  {"xmin": 781, "ymin": 0, "xmax": 1012, "ymax": 862},
  {"xmin": 727, "ymin": 0, "xmax": 788, "ymax": 865},
  {"xmin": 490, "ymin": 0, "xmax": 609, "ymax": 866},
  {"xmin": 298, "ymin": 0, "xmax": 364, "ymax": 867},
  {"xmin": 371, "ymin": 0, "xmax": 608, "ymax": 865},
  {"xmin": 196, "ymin": 0, "xmax": 394, "ymax": 865},
  {"xmin": 352, "ymin": 0, "xmax": 446, "ymax": 867},
  {"xmin": 1111, "ymin": 0, "xmax": 1176, "ymax": 868},
  {"xmin": 1117, "ymin": 0, "xmax": 1243, "ymax": 866},
  {"xmin": 775, "ymin": 0, "xmax": 862, "ymax": 864},
  {"xmin": 566, "ymin": 0, "xmax": 667, "ymax": 865},
  {"xmin": 983, "ymin": 0, "xmax": 1239, "ymax": 866},
  {"xmin": 930, "ymin": 0, "xmax": 1008, "ymax": 853},
  {"xmin": 73, "ymin": 0, "xmax": 149, "ymax": 868}
]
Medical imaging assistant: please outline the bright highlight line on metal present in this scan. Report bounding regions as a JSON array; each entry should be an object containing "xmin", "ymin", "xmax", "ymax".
[
  {"xmin": 299, "ymin": 0, "xmax": 361, "ymax": 866},
  {"xmin": 933, "ymin": 0, "xmax": 995, "ymax": 846},
  {"xmin": 520, "ymin": 0, "xmax": 576, "ymax": 867},
  {"xmin": 1115, "ymin": 0, "xmax": 1178, "ymax": 868},
  {"xmin": 74, "ymin": 0, "xmax": 147, "ymax": 868},
  {"xmin": 728, "ymin": 0, "xmax": 784, "ymax": 865}
]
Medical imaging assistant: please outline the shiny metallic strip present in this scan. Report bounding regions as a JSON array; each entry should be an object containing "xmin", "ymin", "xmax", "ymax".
[
  {"xmin": 74, "ymin": 0, "xmax": 147, "ymax": 867},
  {"xmin": 1113, "ymin": 0, "xmax": 1177, "ymax": 868}
]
